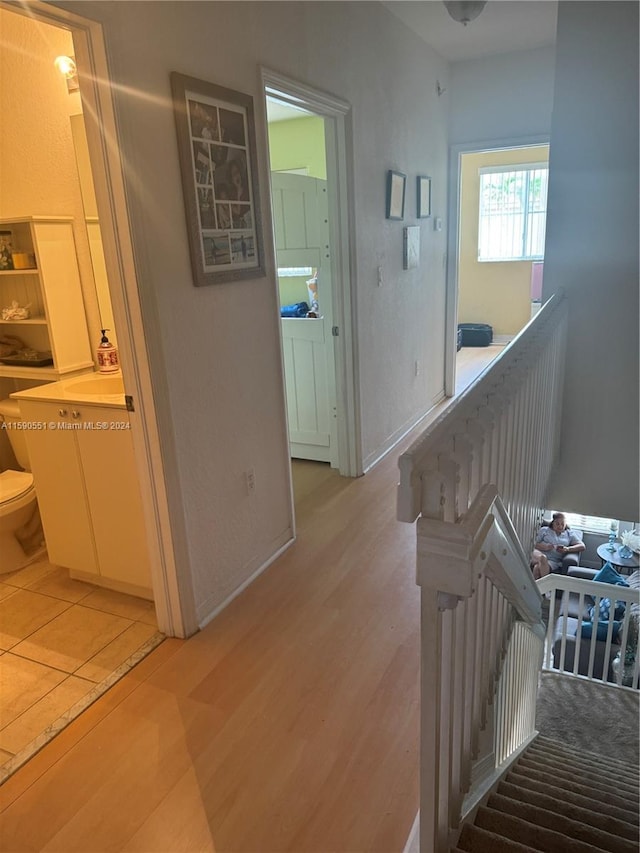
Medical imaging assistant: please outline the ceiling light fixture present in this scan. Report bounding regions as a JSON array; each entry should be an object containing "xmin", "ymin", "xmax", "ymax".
[
  {"xmin": 443, "ymin": 1, "xmax": 488, "ymax": 25},
  {"xmin": 54, "ymin": 55, "xmax": 79, "ymax": 93}
]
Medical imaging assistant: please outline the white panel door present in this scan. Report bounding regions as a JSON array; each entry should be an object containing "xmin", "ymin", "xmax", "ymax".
[
  {"xmin": 271, "ymin": 172, "xmax": 323, "ymax": 252},
  {"xmin": 272, "ymin": 173, "xmax": 338, "ymax": 466},
  {"xmin": 281, "ymin": 317, "xmax": 331, "ymax": 461}
]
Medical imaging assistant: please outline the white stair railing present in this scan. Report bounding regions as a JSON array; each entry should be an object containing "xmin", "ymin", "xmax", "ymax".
[
  {"xmin": 398, "ymin": 300, "xmax": 569, "ymax": 853},
  {"xmin": 415, "ymin": 486, "xmax": 543, "ymax": 853},
  {"xmin": 398, "ymin": 292, "xmax": 568, "ymax": 551},
  {"xmin": 537, "ymin": 573, "xmax": 640, "ymax": 688}
]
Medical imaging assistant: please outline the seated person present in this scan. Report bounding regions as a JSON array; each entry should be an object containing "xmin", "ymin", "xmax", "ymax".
[{"xmin": 531, "ymin": 512, "xmax": 585, "ymax": 579}]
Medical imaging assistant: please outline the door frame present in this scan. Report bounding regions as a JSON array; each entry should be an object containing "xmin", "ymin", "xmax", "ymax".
[
  {"xmin": 260, "ymin": 68, "xmax": 361, "ymax": 478},
  {"xmin": 445, "ymin": 134, "xmax": 551, "ymax": 397},
  {"xmin": 14, "ymin": 1, "xmax": 194, "ymax": 637}
]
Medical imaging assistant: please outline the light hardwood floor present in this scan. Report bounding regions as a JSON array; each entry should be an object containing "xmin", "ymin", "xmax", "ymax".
[
  {"xmin": 0, "ymin": 347, "xmax": 501, "ymax": 853},
  {"xmin": 455, "ymin": 344, "xmax": 504, "ymax": 395}
]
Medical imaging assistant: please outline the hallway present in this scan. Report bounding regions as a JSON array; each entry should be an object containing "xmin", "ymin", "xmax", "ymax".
[
  {"xmin": 0, "ymin": 348, "xmax": 501, "ymax": 852},
  {"xmin": 1, "ymin": 438, "xmax": 420, "ymax": 852}
]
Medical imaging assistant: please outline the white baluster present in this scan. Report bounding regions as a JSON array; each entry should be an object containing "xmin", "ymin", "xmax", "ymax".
[
  {"xmin": 452, "ymin": 433, "xmax": 473, "ymax": 518},
  {"xmin": 461, "ymin": 593, "xmax": 477, "ymax": 789},
  {"xmin": 438, "ymin": 451, "xmax": 460, "ymax": 523},
  {"xmin": 420, "ymin": 461, "xmax": 444, "ymax": 520},
  {"xmin": 465, "ymin": 418, "xmax": 486, "ymax": 505}
]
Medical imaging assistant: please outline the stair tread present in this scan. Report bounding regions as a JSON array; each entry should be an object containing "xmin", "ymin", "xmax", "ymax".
[
  {"xmin": 527, "ymin": 739, "xmax": 640, "ymax": 778},
  {"xmin": 458, "ymin": 736, "xmax": 640, "ymax": 853},
  {"xmin": 503, "ymin": 772, "xmax": 638, "ymax": 826},
  {"xmin": 488, "ymin": 792, "xmax": 639, "ymax": 853},
  {"xmin": 535, "ymin": 737, "xmax": 639, "ymax": 775},
  {"xmin": 477, "ymin": 805, "xmax": 612, "ymax": 853},
  {"xmin": 516, "ymin": 756, "xmax": 639, "ymax": 799},
  {"xmin": 498, "ymin": 780, "xmax": 639, "ymax": 842},
  {"xmin": 531, "ymin": 740, "xmax": 640, "ymax": 781},
  {"xmin": 458, "ymin": 823, "xmax": 539, "ymax": 852},
  {"xmin": 506, "ymin": 767, "xmax": 639, "ymax": 821},
  {"xmin": 521, "ymin": 751, "xmax": 638, "ymax": 791}
]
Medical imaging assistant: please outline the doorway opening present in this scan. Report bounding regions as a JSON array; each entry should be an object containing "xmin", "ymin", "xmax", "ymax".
[
  {"xmin": 0, "ymin": 2, "xmax": 181, "ymax": 782},
  {"xmin": 262, "ymin": 71, "xmax": 359, "ymax": 513},
  {"xmin": 446, "ymin": 141, "xmax": 550, "ymax": 395},
  {"xmin": 267, "ymin": 106, "xmax": 338, "ymax": 471}
]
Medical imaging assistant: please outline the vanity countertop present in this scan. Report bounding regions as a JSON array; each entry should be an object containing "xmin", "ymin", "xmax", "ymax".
[{"xmin": 11, "ymin": 371, "xmax": 127, "ymax": 409}]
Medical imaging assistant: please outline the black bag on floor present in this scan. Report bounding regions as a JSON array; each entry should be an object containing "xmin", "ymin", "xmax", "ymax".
[{"xmin": 458, "ymin": 323, "xmax": 493, "ymax": 347}]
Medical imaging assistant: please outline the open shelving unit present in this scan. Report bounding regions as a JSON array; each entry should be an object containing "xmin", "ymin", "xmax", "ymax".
[{"xmin": 0, "ymin": 216, "xmax": 94, "ymax": 380}]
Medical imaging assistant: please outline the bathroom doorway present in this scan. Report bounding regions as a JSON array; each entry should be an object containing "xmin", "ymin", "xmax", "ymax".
[
  {"xmin": 0, "ymin": 2, "xmax": 181, "ymax": 780},
  {"xmin": 262, "ymin": 70, "xmax": 359, "ymax": 488}
]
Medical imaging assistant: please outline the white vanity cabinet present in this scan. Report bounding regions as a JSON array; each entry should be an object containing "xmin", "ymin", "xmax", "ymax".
[
  {"xmin": 17, "ymin": 400, "xmax": 97, "ymax": 576},
  {"xmin": 17, "ymin": 397, "xmax": 153, "ymax": 599},
  {"xmin": 0, "ymin": 217, "xmax": 93, "ymax": 380}
]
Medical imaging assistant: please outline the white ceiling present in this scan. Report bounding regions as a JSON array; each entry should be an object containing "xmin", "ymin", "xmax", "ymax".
[
  {"xmin": 266, "ymin": 1, "xmax": 558, "ymax": 124},
  {"xmin": 382, "ymin": 1, "xmax": 558, "ymax": 62}
]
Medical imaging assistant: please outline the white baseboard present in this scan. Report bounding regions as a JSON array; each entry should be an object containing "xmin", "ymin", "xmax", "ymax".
[
  {"xmin": 492, "ymin": 335, "xmax": 513, "ymax": 345},
  {"xmin": 362, "ymin": 394, "xmax": 445, "ymax": 473},
  {"xmin": 403, "ymin": 811, "xmax": 420, "ymax": 853},
  {"xmin": 197, "ymin": 528, "xmax": 294, "ymax": 629}
]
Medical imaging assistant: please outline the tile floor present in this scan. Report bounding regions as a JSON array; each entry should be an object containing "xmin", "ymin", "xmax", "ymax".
[{"xmin": 0, "ymin": 556, "xmax": 163, "ymax": 782}]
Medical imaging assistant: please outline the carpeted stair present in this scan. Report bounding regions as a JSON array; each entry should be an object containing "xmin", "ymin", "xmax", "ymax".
[{"xmin": 454, "ymin": 735, "xmax": 639, "ymax": 852}]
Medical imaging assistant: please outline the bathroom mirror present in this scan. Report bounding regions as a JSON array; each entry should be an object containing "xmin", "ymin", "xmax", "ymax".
[
  {"xmin": 69, "ymin": 113, "xmax": 118, "ymax": 348},
  {"xmin": 0, "ymin": 7, "xmax": 118, "ymax": 384}
]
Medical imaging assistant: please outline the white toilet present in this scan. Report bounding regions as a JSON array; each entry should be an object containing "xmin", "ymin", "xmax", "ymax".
[{"xmin": 0, "ymin": 398, "xmax": 44, "ymax": 574}]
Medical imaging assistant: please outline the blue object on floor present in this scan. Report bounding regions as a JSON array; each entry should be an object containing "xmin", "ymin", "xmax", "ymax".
[{"xmin": 280, "ymin": 301, "xmax": 310, "ymax": 318}]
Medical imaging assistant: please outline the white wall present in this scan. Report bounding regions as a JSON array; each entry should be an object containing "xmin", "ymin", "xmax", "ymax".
[
  {"xmin": 448, "ymin": 20, "xmax": 639, "ymax": 523},
  {"xmin": 350, "ymin": 8, "xmax": 450, "ymax": 467},
  {"xmin": 449, "ymin": 45, "xmax": 556, "ymax": 146},
  {"xmin": 56, "ymin": 1, "xmax": 450, "ymax": 624},
  {"xmin": 542, "ymin": 1, "xmax": 639, "ymax": 521}
]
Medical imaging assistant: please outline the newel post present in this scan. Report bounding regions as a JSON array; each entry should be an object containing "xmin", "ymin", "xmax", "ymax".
[{"xmin": 415, "ymin": 514, "xmax": 488, "ymax": 853}]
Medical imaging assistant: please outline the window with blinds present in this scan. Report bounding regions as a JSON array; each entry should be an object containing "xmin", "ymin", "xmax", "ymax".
[
  {"xmin": 277, "ymin": 266, "xmax": 313, "ymax": 277},
  {"xmin": 559, "ymin": 513, "xmax": 617, "ymax": 536},
  {"xmin": 478, "ymin": 163, "xmax": 549, "ymax": 262}
]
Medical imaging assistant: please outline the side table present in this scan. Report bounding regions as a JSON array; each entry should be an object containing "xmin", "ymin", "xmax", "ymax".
[{"xmin": 596, "ymin": 542, "xmax": 640, "ymax": 575}]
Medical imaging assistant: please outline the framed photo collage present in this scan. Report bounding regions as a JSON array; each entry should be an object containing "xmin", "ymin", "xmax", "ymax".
[{"xmin": 171, "ymin": 73, "xmax": 264, "ymax": 286}]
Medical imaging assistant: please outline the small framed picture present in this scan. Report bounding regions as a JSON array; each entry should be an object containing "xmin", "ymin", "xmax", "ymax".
[
  {"xmin": 403, "ymin": 226, "xmax": 420, "ymax": 270},
  {"xmin": 386, "ymin": 170, "xmax": 406, "ymax": 220},
  {"xmin": 417, "ymin": 175, "xmax": 432, "ymax": 219}
]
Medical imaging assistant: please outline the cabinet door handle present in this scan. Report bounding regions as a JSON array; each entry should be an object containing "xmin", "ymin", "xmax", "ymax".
[
  {"xmin": 72, "ymin": 410, "xmax": 81, "ymax": 419},
  {"xmin": 59, "ymin": 409, "xmax": 68, "ymax": 417}
]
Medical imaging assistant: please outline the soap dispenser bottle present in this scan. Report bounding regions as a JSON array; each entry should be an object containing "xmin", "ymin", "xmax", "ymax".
[{"xmin": 97, "ymin": 329, "xmax": 120, "ymax": 373}]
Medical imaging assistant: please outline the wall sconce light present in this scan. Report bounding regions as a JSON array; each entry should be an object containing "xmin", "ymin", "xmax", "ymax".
[
  {"xmin": 54, "ymin": 55, "xmax": 79, "ymax": 94},
  {"xmin": 443, "ymin": 1, "xmax": 488, "ymax": 25}
]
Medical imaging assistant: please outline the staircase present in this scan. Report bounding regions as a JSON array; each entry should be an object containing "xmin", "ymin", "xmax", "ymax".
[
  {"xmin": 455, "ymin": 735, "xmax": 639, "ymax": 852},
  {"xmin": 396, "ymin": 298, "xmax": 639, "ymax": 853}
]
